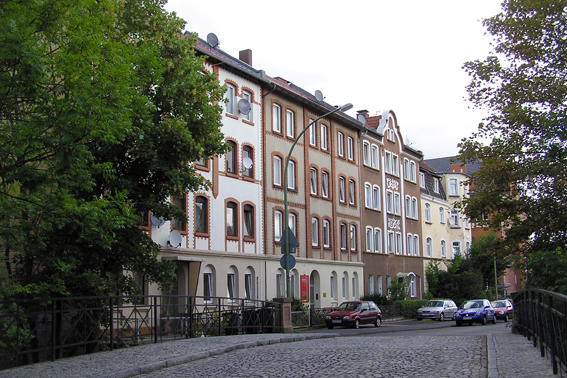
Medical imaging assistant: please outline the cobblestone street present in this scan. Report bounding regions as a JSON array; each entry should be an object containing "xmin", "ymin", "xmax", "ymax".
[{"xmin": 136, "ymin": 335, "xmax": 488, "ymax": 378}]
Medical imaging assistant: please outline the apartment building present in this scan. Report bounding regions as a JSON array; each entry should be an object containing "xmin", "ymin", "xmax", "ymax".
[
  {"xmin": 263, "ymin": 78, "xmax": 365, "ymax": 308},
  {"xmin": 361, "ymin": 111, "xmax": 424, "ymax": 299}
]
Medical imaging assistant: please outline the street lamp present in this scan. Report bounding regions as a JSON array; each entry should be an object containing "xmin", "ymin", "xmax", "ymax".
[{"xmin": 282, "ymin": 102, "xmax": 354, "ymax": 297}]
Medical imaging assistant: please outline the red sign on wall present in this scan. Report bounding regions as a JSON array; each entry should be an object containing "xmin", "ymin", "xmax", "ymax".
[{"xmin": 301, "ymin": 275, "xmax": 309, "ymax": 303}]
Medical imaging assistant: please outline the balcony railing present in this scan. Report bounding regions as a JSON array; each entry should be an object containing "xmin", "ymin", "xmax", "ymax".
[
  {"xmin": 513, "ymin": 289, "xmax": 567, "ymax": 376},
  {"xmin": 0, "ymin": 295, "xmax": 280, "ymax": 370}
]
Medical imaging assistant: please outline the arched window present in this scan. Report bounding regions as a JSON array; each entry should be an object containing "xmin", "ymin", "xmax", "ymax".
[
  {"xmin": 243, "ymin": 204, "xmax": 254, "ymax": 238},
  {"xmin": 242, "ymin": 90, "xmax": 252, "ymax": 122},
  {"xmin": 227, "ymin": 266, "xmax": 237, "ymax": 300},
  {"xmin": 195, "ymin": 196, "xmax": 208, "ymax": 233},
  {"xmin": 245, "ymin": 267, "xmax": 254, "ymax": 300},
  {"xmin": 203, "ymin": 265, "xmax": 214, "ymax": 302},
  {"xmin": 226, "ymin": 141, "xmax": 237, "ymax": 174},
  {"xmin": 226, "ymin": 201, "xmax": 237, "ymax": 236},
  {"xmin": 242, "ymin": 145, "xmax": 253, "ymax": 178},
  {"xmin": 225, "ymin": 83, "xmax": 235, "ymax": 114}
]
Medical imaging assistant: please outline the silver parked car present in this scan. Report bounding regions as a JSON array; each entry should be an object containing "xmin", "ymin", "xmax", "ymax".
[{"xmin": 416, "ymin": 299, "xmax": 458, "ymax": 321}]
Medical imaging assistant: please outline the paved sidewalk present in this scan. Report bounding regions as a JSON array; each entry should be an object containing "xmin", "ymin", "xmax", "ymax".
[{"xmin": 0, "ymin": 327, "xmax": 556, "ymax": 378}]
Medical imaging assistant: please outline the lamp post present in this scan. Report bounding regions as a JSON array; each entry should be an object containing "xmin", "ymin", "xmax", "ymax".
[{"xmin": 282, "ymin": 103, "xmax": 353, "ymax": 297}]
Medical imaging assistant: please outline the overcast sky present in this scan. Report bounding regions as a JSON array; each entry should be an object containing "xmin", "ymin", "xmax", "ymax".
[{"xmin": 165, "ymin": 0, "xmax": 503, "ymax": 159}]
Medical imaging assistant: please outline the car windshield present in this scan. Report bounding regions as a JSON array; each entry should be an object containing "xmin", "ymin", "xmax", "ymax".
[
  {"xmin": 338, "ymin": 302, "xmax": 361, "ymax": 311},
  {"xmin": 426, "ymin": 301, "xmax": 444, "ymax": 307},
  {"xmin": 493, "ymin": 301, "xmax": 506, "ymax": 307},
  {"xmin": 463, "ymin": 301, "xmax": 483, "ymax": 309}
]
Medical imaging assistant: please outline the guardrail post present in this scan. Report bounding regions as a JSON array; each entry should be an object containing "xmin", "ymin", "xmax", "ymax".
[
  {"xmin": 110, "ymin": 297, "xmax": 114, "ymax": 351},
  {"xmin": 154, "ymin": 296, "xmax": 158, "ymax": 344}
]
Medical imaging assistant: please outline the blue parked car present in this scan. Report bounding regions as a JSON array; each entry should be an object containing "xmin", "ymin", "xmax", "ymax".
[{"xmin": 455, "ymin": 299, "xmax": 496, "ymax": 326}]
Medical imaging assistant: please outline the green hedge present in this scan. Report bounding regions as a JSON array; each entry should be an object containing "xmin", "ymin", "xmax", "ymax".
[{"xmin": 395, "ymin": 299, "xmax": 429, "ymax": 319}]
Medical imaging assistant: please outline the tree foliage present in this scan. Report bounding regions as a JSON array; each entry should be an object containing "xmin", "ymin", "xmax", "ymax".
[
  {"xmin": 426, "ymin": 258, "xmax": 485, "ymax": 305},
  {"xmin": 466, "ymin": 233, "xmax": 510, "ymax": 288},
  {"xmin": 459, "ymin": 0, "xmax": 567, "ymax": 262},
  {"xmin": 0, "ymin": 0, "xmax": 227, "ymax": 299}
]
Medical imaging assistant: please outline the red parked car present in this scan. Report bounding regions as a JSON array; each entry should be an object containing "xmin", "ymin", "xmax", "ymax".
[
  {"xmin": 491, "ymin": 299, "xmax": 514, "ymax": 322},
  {"xmin": 325, "ymin": 301, "xmax": 382, "ymax": 329}
]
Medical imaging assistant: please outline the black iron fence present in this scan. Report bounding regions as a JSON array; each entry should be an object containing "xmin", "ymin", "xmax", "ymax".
[
  {"xmin": 513, "ymin": 289, "xmax": 567, "ymax": 376},
  {"xmin": 0, "ymin": 295, "xmax": 280, "ymax": 370},
  {"xmin": 292, "ymin": 303, "xmax": 403, "ymax": 328}
]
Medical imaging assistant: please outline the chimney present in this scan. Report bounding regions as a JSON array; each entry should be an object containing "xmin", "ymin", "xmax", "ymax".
[
  {"xmin": 357, "ymin": 109, "xmax": 369, "ymax": 119},
  {"xmin": 239, "ymin": 49, "xmax": 252, "ymax": 66}
]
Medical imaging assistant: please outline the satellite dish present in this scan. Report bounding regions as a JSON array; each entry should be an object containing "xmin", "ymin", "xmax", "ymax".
[
  {"xmin": 150, "ymin": 214, "xmax": 165, "ymax": 227},
  {"xmin": 238, "ymin": 98, "xmax": 251, "ymax": 115},
  {"xmin": 243, "ymin": 157, "xmax": 253, "ymax": 170},
  {"xmin": 206, "ymin": 33, "xmax": 219, "ymax": 48},
  {"xmin": 357, "ymin": 113, "xmax": 366, "ymax": 124},
  {"xmin": 314, "ymin": 90, "xmax": 324, "ymax": 102},
  {"xmin": 169, "ymin": 231, "xmax": 182, "ymax": 248}
]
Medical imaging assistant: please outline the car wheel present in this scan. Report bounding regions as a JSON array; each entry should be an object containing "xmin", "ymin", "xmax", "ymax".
[
  {"xmin": 456, "ymin": 321, "xmax": 463, "ymax": 327},
  {"xmin": 468, "ymin": 322, "xmax": 473, "ymax": 326},
  {"xmin": 504, "ymin": 314, "xmax": 509, "ymax": 323},
  {"xmin": 481, "ymin": 315, "xmax": 487, "ymax": 325},
  {"xmin": 354, "ymin": 319, "xmax": 360, "ymax": 329},
  {"xmin": 439, "ymin": 313, "xmax": 444, "ymax": 322},
  {"xmin": 375, "ymin": 317, "xmax": 382, "ymax": 327},
  {"xmin": 327, "ymin": 325, "xmax": 334, "ymax": 329}
]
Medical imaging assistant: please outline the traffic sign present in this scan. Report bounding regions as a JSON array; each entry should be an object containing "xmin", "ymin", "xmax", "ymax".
[
  {"xmin": 280, "ymin": 255, "xmax": 296, "ymax": 270},
  {"xmin": 278, "ymin": 227, "xmax": 299, "ymax": 253}
]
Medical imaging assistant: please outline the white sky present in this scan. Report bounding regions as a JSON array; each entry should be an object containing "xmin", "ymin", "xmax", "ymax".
[{"xmin": 165, "ymin": 0, "xmax": 502, "ymax": 159}]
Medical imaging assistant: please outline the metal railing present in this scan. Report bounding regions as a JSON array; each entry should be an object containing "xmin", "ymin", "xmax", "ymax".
[
  {"xmin": 514, "ymin": 289, "xmax": 567, "ymax": 376},
  {"xmin": 0, "ymin": 295, "xmax": 280, "ymax": 370},
  {"xmin": 292, "ymin": 303, "xmax": 403, "ymax": 328}
]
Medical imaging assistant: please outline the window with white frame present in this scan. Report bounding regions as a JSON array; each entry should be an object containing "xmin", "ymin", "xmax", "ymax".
[
  {"xmin": 385, "ymin": 151, "xmax": 392, "ymax": 173},
  {"xmin": 322, "ymin": 171, "xmax": 329, "ymax": 198},
  {"xmin": 365, "ymin": 183, "xmax": 372, "ymax": 208},
  {"xmin": 339, "ymin": 177, "xmax": 346, "ymax": 203},
  {"xmin": 374, "ymin": 228, "xmax": 382, "ymax": 253},
  {"xmin": 226, "ymin": 141, "xmax": 236, "ymax": 174},
  {"xmin": 394, "ymin": 192, "xmax": 401, "ymax": 215},
  {"xmin": 433, "ymin": 177, "xmax": 440, "ymax": 193},
  {"xmin": 363, "ymin": 142, "xmax": 370, "ymax": 165},
  {"xmin": 242, "ymin": 146, "xmax": 253, "ymax": 178},
  {"xmin": 309, "ymin": 119, "xmax": 316, "ymax": 146},
  {"xmin": 405, "ymin": 196, "xmax": 412, "ymax": 218},
  {"xmin": 276, "ymin": 269, "xmax": 284, "ymax": 297},
  {"xmin": 352, "ymin": 273, "xmax": 357, "ymax": 299},
  {"xmin": 410, "ymin": 275, "xmax": 416, "ymax": 297},
  {"xmin": 413, "ymin": 235, "xmax": 419, "ymax": 256},
  {"xmin": 321, "ymin": 124, "xmax": 328, "ymax": 151},
  {"xmin": 342, "ymin": 272, "xmax": 348, "ymax": 298},
  {"xmin": 392, "ymin": 154, "xmax": 399, "ymax": 176},
  {"xmin": 426, "ymin": 237, "xmax": 433, "ymax": 257},
  {"xmin": 450, "ymin": 209, "xmax": 460, "ymax": 227},
  {"xmin": 323, "ymin": 220, "xmax": 330, "ymax": 248},
  {"xmin": 464, "ymin": 217, "xmax": 471, "ymax": 229},
  {"xmin": 449, "ymin": 178, "xmax": 459, "ymax": 196},
  {"xmin": 407, "ymin": 234, "xmax": 413, "ymax": 256},
  {"xmin": 287, "ymin": 160, "xmax": 295, "ymax": 190},
  {"xmin": 410, "ymin": 161, "xmax": 416, "ymax": 182},
  {"xmin": 286, "ymin": 109, "xmax": 295, "ymax": 138},
  {"xmin": 350, "ymin": 225, "xmax": 356, "ymax": 251},
  {"xmin": 386, "ymin": 276, "xmax": 392, "ymax": 295},
  {"xmin": 368, "ymin": 275, "xmax": 375, "ymax": 295},
  {"xmin": 366, "ymin": 227, "xmax": 373, "ymax": 252},
  {"xmin": 412, "ymin": 197, "xmax": 418, "ymax": 219},
  {"xmin": 312, "ymin": 218, "xmax": 319, "ymax": 246},
  {"xmin": 310, "ymin": 168, "xmax": 318, "ymax": 195},
  {"xmin": 272, "ymin": 104, "xmax": 281, "ymax": 133},
  {"xmin": 395, "ymin": 232, "xmax": 402, "ymax": 254},
  {"xmin": 376, "ymin": 275, "xmax": 383, "ymax": 294},
  {"xmin": 274, "ymin": 210, "xmax": 283, "ymax": 242},
  {"xmin": 227, "ymin": 266, "xmax": 236, "ymax": 300},
  {"xmin": 242, "ymin": 90, "xmax": 252, "ymax": 122},
  {"xmin": 226, "ymin": 201, "xmax": 237, "ymax": 237},
  {"xmin": 243, "ymin": 204, "xmax": 254, "ymax": 238},
  {"xmin": 225, "ymin": 84, "xmax": 235, "ymax": 115},
  {"xmin": 419, "ymin": 172, "xmax": 425, "ymax": 188},
  {"xmin": 425, "ymin": 203, "xmax": 432, "ymax": 222},
  {"xmin": 452, "ymin": 241, "xmax": 461, "ymax": 258},
  {"xmin": 404, "ymin": 159, "xmax": 410, "ymax": 180},
  {"xmin": 203, "ymin": 265, "xmax": 214, "ymax": 301},
  {"xmin": 245, "ymin": 267, "xmax": 253, "ymax": 300},
  {"xmin": 340, "ymin": 223, "xmax": 347, "ymax": 250},
  {"xmin": 337, "ymin": 132, "xmax": 344, "ymax": 157},
  {"xmin": 273, "ymin": 156, "xmax": 282, "ymax": 186},
  {"xmin": 386, "ymin": 190, "xmax": 393, "ymax": 213},
  {"xmin": 347, "ymin": 136, "xmax": 354, "ymax": 160},
  {"xmin": 388, "ymin": 231, "xmax": 394, "ymax": 253},
  {"xmin": 373, "ymin": 186, "xmax": 381, "ymax": 211},
  {"xmin": 288, "ymin": 212, "xmax": 297, "ymax": 239},
  {"xmin": 439, "ymin": 207, "xmax": 446, "ymax": 223},
  {"xmin": 441, "ymin": 240, "xmax": 447, "ymax": 258},
  {"xmin": 330, "ymin": 272, "xmax": 336, "ymax": 300},
  {"xmin": 371, "ymin": 145, "xmax": 379, "ymax": 169},
  {"xmin": 348, "ymin": 180, "xmax": 356, "ymax": 205}
]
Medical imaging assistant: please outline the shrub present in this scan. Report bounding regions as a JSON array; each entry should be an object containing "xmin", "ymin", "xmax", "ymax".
[{"xmin": 395, "ymin": 299, "xmax": 428, "ymax": 319}]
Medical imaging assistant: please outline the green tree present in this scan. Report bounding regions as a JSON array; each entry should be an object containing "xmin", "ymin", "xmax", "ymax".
[
  {"xmin": 467, "ymin": 233, "xmax": 510, "ymax": 292},
  {"xmin": 459, "ymin": 1, "xmax": 567, "ymax": 268},
  {"xmin": 522, "ymin": 248, "xmax": 567, "ymax": 294},
  {"xmin": 426, "ymin": 258, "xmax": 485, "ymax": 305},
  {"xmin": 0, "ymin": 0, "xmax": 227, "ymax": 299}
]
